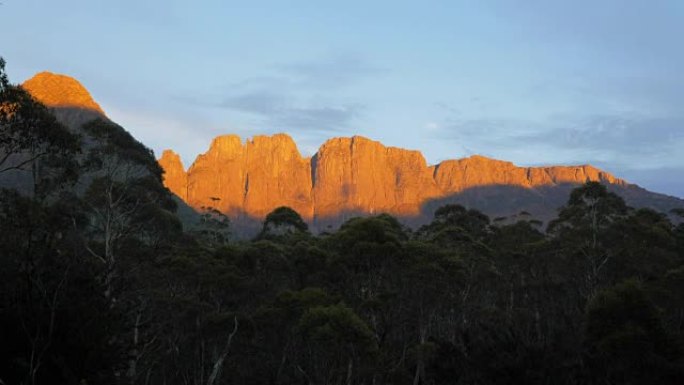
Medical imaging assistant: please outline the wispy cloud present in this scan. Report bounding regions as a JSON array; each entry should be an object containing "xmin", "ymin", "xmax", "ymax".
[
  {"xmin": 517, "ymin": 115, "xmax": 683, "ymax": 159},
  {"xmin": 221, "ymin": 90, "xmax": 363, "ymax": 132},
  {"xmin": 436, "ymin": 114, "xmax": 684, "ymax": 169},
  {"xmin": 209, "ymin": 55, "xmax": 379, "ymax": 133},
  {"xmin": 277, "ymin": 54, "xmax": 386, "ymax": 89}
]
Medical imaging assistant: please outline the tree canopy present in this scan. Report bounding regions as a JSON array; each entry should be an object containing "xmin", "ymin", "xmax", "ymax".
[{"xmin": 2, "ymin": 57, "xmax": 684, "ymax": 385}]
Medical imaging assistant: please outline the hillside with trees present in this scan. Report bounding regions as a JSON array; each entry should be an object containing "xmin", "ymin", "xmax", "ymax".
[{"xmin": 2, "ymin": 58, "xmax": 684, "ymax": 385}]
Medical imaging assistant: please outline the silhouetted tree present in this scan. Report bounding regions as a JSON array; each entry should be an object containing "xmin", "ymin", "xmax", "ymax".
[{"xmin": 258, "ymin": 206, "xmax": 309, "ymax": 240}]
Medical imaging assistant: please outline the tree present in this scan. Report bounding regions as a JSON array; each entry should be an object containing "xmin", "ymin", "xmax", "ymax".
[
  {"xmin": 76, "ymin": 118, "xmax": 179, "ymax": 383},
  {"xmin": 258, "ymin": 206, "xmax": 309, "ymax": 240},
  {"xmin": 79, "ymin": 119, "xmax": 175, "ymax": 299},
  {"xmin": 0, "ymin": 57, "xmax": 80, "ymax": 197},
  {"xmin": 399, "ymin": 241, "xmax": 462, "ymax": 385},
  {"xmin": 606, "ymin": 209, "xmax": 678, "ymax": 282},
  {"xmin": 297, "ymin": 304, "xmax": 377, "ymax": 384},
  {"xmin": 252, "ymin": 288, "xmax": 336, "ymax": 384},
  {"xmin": 0, "ymin": 188, "xmax": 123, "ymax": 385},
  {"xmin": 324, "ymin": 215, "xmax": 406, "ymax": 358},
  {"xmin": 584, "ymin": 280, "xmax": 682, "ymax": 384},
  {"xmin": 548, "ymin": 182, "xmax": 630, "ymax": 299},
  {"xmin": 195, "ymin": 205, "xmax": 231, "ymax": 247}
]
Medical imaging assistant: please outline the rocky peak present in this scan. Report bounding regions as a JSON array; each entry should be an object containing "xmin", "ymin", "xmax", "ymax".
[
  {"xmin": 313, "ymin": 135, "xmax": 441, "ymax": 222},
  {"xmin": 22, "ymin": 71, "xmax": 105, "ymax": 115},
  {"xmin": 158, "ymin": 150, "xmax": 187, "ymax": 201},
  {"xmin": 246, "ymin": 133, "xmax": 303, "ymax": 162},
  {"xmin": 206, "ymin": 135, "xmax": 243, "ymax": 159},
  {"xmin": 160, "ymin": 149, "xmax": 185, "ymax": 168},
  {"xmin": 173, "ymin": 133, "xmax": 313, "ymax": 221}
]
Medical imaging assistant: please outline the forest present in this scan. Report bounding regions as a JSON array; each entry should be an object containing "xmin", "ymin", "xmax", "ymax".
[{"xmin": 1, "ymin": 57, "xmax": 684, "ymax": 385}]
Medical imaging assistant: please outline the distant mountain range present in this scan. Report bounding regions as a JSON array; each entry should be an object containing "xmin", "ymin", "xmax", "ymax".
[{"xmin": 21, "ymin": 71, "xmax": 684, "ymax": 233}]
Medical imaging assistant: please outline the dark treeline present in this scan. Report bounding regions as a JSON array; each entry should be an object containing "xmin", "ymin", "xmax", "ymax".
[{"xmin": 2, "ymin": 58, "xmax": 684, "ymax": 385}]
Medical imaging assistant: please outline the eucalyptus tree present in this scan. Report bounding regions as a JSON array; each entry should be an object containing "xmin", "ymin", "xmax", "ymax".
[
  {"xmin": 0, "ymin": 57, "xmax": 79, "ymax": 196},
  {"xmin": 548, "ymin": 182, "xmax": 630, "ymax": 300}
]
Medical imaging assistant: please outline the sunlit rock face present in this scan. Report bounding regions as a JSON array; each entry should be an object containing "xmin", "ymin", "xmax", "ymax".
[
  {"xmin": 22, "ymin": 72, "xmax": 106, "ymax": 127},
  {"xmin": 160, "ymin": 133, "xmax": 631, "ymax": 230},
  {"xmin": 22, "ymin": 72, "xmax": 104, "ymax": 114},
  {"xmin": 19, "ymin": 70, "xmax": 677, "ymax": 231},
  {"xmin": 178, "ymin": 134, "xmax": 314, "ymax": 221},
  {"xmin": 158, "ymin": 150, "xmax": 188, "ymax": 201},
  {"xmin": 312, "ymin": 136, "xmax": 442, "ymax": 222},
  {"xmin": 431, "ymin": 155, "xmax": 622, "ymax": 192}
]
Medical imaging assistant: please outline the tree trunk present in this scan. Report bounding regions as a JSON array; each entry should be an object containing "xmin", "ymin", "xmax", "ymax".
[
  {"xmin": 206, "ymin": 316, "xmax": 238, "ymax": 385},
  {"xmin": 127, "ymin": 310, "xmax": 143, "ymax": 384},
  {"xmin": 346, "ymin": 358, "xmax": 353, "ymax": 385},
  {"xmin": 413, "ymin": 321, "xmax": 427, "ymax": 385}
]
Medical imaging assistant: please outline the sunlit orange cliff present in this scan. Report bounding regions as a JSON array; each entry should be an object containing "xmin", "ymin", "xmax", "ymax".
[
  {"xmin": 22, "ymin": 72, "xmax": 106, "ymax": 127},
  {"xmin": 22, "ymin": 72, "xmax": 104, "ymax": 114},
  {"xmin": 158, "ymin": 134, "xmax": 626, "ymax": 229}
]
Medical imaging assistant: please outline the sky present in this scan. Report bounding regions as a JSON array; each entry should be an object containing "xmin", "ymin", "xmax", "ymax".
[{"xmin": 1, "ymin": 0, "xmax": 683, "ymax": 197}]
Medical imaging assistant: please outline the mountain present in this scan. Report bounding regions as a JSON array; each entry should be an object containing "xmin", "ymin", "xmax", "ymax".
[
  {"xmin": 17, "ymin": 71, "xmax": 683, "ymax": 232},
  {"xmin": 22, "ymin": 71, "xmax": 104, "ymax": 114},
  {"xmin": 159, "ymin": 134, "xmax": 684, "ymax": 232},
  {"xmin": 22, "ymin": 71, "xmax": 106, "ymax": 127}
]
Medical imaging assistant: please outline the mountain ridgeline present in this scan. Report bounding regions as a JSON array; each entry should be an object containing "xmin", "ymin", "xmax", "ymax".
[
  {"xmin": 159, "ymin": 134, "xmax": 682, "ymax": 232},
  {"xmin": 19, "ymin": 71, "xmax": 684, "ymax": 233}
]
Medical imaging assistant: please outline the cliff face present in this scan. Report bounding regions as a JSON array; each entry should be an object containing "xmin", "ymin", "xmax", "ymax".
[
  {"xmin": 312, "ymin": 136, "xmax": 442, "ymax": 222},
  {"xmin": 158, "ymin": 150, "xmax": 188, "ymax": 201},
  {"xmin": 22, "ymin": 72, "xmax": 104, "ymax": 114},
  {"xmin": 431, "ymin": 155, "xmax": 621, "ymax": 192},
  {"xmin": 16, "ymin": 70, "xmax": 683, "ymax": 232},
  {"xmin": 160, "ymin": 133, "xmax": 633, "ymax": 229},
  {"xmin": 22, "ymin": 72, "xmax": 106, "ymax": 127},
  {"xmin": 180, "ymin": 134, "xmax": 314, "ymax": 220}
]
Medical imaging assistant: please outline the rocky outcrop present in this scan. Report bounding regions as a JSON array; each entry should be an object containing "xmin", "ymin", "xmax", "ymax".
[
  {"xmin": 22, "ymin": 72, "xmax": 106, "ymax": 128},
  {"xmin": 158, "ymin": 150, "xmax": 188, "ymax": 201},
  {"xmin": 22, "ymin": 72, "xmax": 104, "ymax": 115},
  {"xmin": 312, "ymin": 136, "xmax": 442, "ymax": 222},
  {"xmin": 160, "ymin": 133, "xmax": 648, "ymax": 230},
  {"xmin": 180, "ymin": 134, "xmax": 313, "ymax": 221},
  {"xmin": 431, "ymin": 155, "xmax": 621, "ymax": 192}
]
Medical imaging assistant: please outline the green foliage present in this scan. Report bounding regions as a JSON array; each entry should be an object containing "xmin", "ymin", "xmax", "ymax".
[
  {"xmin": 258, "ymin": 206, "xmax": 309, "ymax": 240},
  {"xmin": 549, "ymin": 181, "xmax": 628, "ymax": 235},
  {"xmin": 584, "ymin": 280, "xmax": 682, "ymax": 384},
  {"xmin": 432, "ymin": 204, "xmax": 491, "ymax": 236},
  {"xmin": 0, "ymin": 57, "xmax": 8, "ymax": 91},
  {"xmin": 195, "ymin": 206, "xmax": 231, "ymax": 247},
  {"xmin": 335, "ymin": 214, "xmax": 407, "ymax": 246},
  {"xmin": 83, "ymin": 118, "xmax": 163, "ymax": 178},
  {"xmin": 299, "ymin": 304, "xmax": 377, "ymax": 351},
  {"xmin": 1, "ymin": 72, "xmax": 683, "ymax": 385},
  {"xmin": 0, "ymin": 63, "xmax": 80, "ymax": 195},
  {"xmin": 297, "ymin": 304, "xmax": 378, "ymax": 384},
  {"xmin": 547, "ymin": 182, "xmax": 634, "ymax": 299}
]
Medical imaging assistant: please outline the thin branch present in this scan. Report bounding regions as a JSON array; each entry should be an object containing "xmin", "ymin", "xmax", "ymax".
[{"xmin": 206, "ymin": 316, "xmax": 239, "ymax": 385}]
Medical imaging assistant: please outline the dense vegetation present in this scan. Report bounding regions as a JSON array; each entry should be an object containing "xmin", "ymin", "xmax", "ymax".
[{"xmin": 2, "ymin": 58, "xmax": 684, "ymax": 385}]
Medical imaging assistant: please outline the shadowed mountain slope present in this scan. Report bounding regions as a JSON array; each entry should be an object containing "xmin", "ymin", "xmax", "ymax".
[{"xmin": 15, "ymin": 72, "xmax": 200, "ymax": 226}]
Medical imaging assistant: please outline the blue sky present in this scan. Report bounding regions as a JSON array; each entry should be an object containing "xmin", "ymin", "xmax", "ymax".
[{"xmin": 1, "ymin": 0, "xmax": 683, "ymax": 197}]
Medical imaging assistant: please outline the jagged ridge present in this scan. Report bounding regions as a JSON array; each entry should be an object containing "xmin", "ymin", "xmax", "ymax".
[
  {"xmin": 159, "ymin": 133, "xmax": 632, "ymax": 229},
  {"xmin": 18, "ymin": 71, "xmax": 678, "ymax": 231}
]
